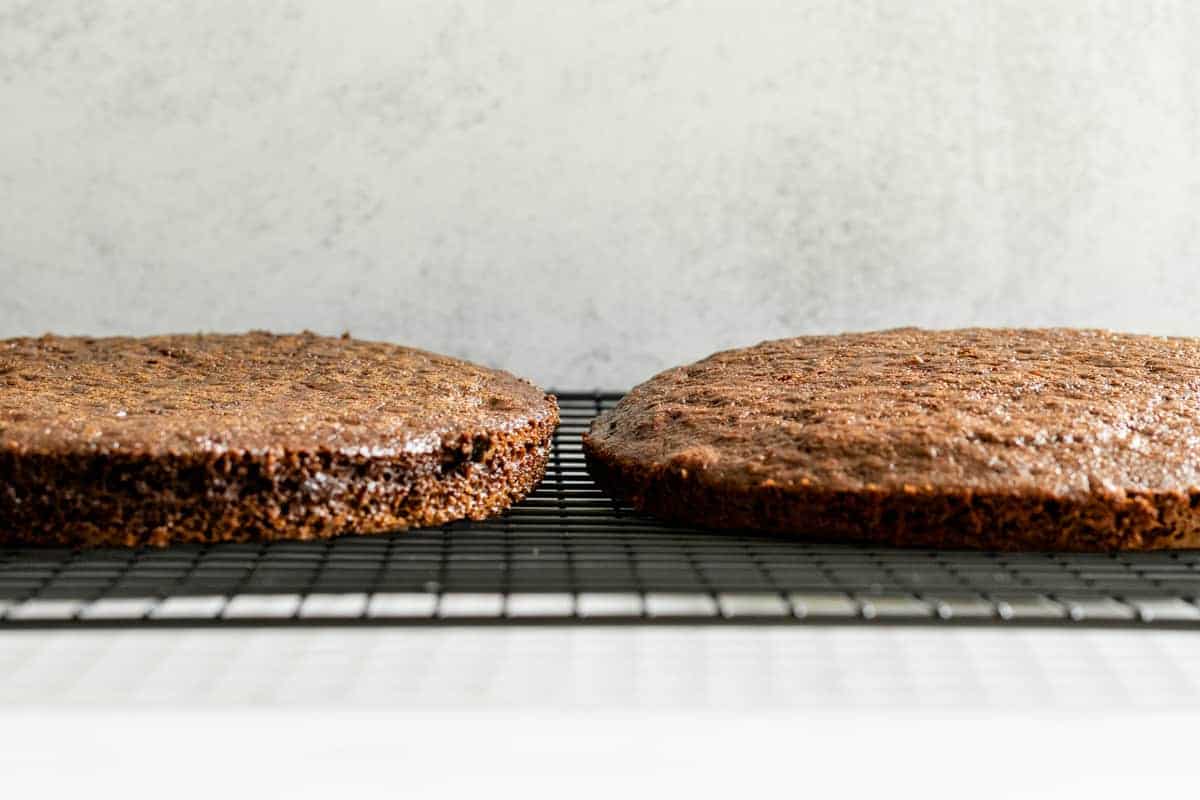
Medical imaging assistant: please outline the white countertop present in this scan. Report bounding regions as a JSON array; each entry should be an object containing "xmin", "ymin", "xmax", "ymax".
[
  {"xmin": 4, "ymin": 624, "xmax": 1199, "ymax": 709},
  {"xmin": 4, "ymin": 625, "xmax": 1199, "ymax": 797}
]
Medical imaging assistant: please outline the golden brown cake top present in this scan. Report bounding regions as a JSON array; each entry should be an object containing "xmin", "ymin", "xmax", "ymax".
[
  {"xmin": 0, "ymin": 331, "xmax": 554, "ymax": 457},
  {"xmin": 586, "ymin": 328, "xmax": 1200, "ymax": 496}
]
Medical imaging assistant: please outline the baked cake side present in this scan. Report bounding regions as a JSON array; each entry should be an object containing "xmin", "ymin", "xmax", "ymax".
[
  {"xmin": 583, "ymin": 328, "xmax": 1200, "ymax": 552},
  {"xmin": 0, "ymin": 332, "xmax": 557, "ymax": 547}
]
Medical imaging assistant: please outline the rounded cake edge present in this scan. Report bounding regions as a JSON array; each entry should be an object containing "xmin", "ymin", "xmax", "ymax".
[
  {"xmin": 583, "ymin": 409, "xmax": 1200, "ymax": 553},
  {"xmin": 0, "ymin": 395, "xmax": 558, "ymax": 548}
]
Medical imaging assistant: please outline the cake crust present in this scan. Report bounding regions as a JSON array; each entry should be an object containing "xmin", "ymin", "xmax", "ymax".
[
  {"xmin": 0, "ymin": 332, "xmax": 557, "ymax": 547},
  {"xmin": 583, "ymin": 328, "xmax": 1200, "ymax": 551}
]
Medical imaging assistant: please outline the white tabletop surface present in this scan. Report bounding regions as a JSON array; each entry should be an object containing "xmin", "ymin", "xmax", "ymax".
[
  {"xmin": 4, "ymin": 625, "xmax": 1200, "ymax": 797},
  {"xmin": 4, "ymin": 624, "xmax": 1199, "ymax": 708}
]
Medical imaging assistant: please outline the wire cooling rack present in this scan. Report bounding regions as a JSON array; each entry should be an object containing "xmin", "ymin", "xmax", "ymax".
[{"xmin": 3, "ymin": 393, "xmax": 1200, "ymax": 627}]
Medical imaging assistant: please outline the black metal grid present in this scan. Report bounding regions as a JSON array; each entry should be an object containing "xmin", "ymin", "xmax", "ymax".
[{"xmin": 3, "ymin": 392, "xmax": 1200, "ymax": 626}]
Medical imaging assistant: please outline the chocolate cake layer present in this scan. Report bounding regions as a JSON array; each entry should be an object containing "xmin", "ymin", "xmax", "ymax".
[
  {"xmin": 0, "ymin": 332, "xmax": 557, "ymax": 547},
  {"xmin": 583, "ymin": 328, "xmax": 1200, "ymax": 551}
]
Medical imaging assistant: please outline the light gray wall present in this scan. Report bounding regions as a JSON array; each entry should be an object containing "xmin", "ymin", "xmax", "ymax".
[{"xmin": 2, "ymin": 1, "xmax": 1199, "ymax": 388}]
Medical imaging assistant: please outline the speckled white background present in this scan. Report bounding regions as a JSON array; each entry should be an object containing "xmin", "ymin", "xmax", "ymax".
[{"xmin": 2, "ymin": 1, "xmax": 1198, "ymax": 388}]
